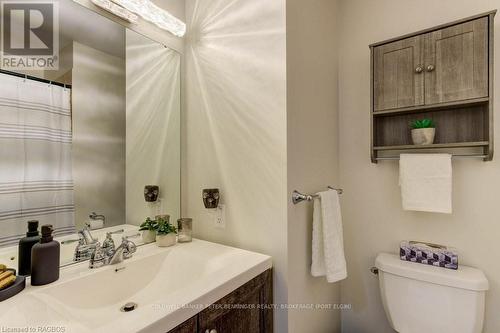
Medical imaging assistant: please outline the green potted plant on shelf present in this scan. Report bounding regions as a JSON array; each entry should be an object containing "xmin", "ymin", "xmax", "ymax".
[
  {"xmin": 139, "ymin": 217, "xmax": 158, "ymax": 244},
  {"xmin": 156, "ymin": 216, "xmax": 177, "ymax": 247},
  {"xmin": 410, "ymin": 118, "xmax": 436, "ymax": 145}
]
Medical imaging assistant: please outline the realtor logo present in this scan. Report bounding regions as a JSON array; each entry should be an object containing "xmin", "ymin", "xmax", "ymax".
[{"xmin": 1, "ymin": 1, "xmax": 59, "ymax": 70}]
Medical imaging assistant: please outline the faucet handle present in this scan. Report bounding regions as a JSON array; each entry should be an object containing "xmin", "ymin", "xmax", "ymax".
[
  {"xmin": 89, "ymin": 242, "xmax": 107, "ymax": 269},
  {"xmin": 102, "ymin": 233, "xmax": 116, "ymax": 256},
  {"xmin": 73, "ymin": 237, "xmax": 92, "ymax": 262},
  {"xmin": 80, "ymin": 226, "xmax": 97, "ymax": 245},
  {"xmin": 121, "ymin": 237, "xmax": 137, "ymax": 259}
]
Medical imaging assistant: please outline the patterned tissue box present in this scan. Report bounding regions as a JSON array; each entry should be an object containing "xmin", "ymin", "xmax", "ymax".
[{"xmin": 400, "ymin": 241, "xmax": 458, "ymax": 270}]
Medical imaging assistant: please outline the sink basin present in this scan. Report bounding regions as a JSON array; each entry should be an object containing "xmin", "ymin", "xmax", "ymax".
[{"xmin": 0, "ymin": 239, "xmax": 272, "ymax": 333}]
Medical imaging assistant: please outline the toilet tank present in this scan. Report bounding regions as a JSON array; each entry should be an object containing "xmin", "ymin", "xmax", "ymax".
[{"xmin": 375, "ymin": 253, "xmax": 489, "ymax": 333}]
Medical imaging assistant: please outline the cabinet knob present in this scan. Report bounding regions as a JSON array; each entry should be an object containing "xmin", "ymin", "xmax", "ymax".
[
  {"xmin": 414, "ymin": 66, "xmax": 423, "ymax": 73},
  {"xmin": 426, "ymin": 64, "xmax": 435, "ymax": 72},
  {"xmin": 205, "ymin": 330, "xmax": 217, "ymax": 333}
]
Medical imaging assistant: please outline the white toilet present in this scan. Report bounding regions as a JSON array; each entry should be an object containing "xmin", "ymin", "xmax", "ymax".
[{"xmin": 375, "ymin": 253, "xmax": 489, "ymax": 333}]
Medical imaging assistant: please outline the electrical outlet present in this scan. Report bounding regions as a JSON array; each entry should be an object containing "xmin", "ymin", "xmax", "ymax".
[{"xmin": 214, "ymin": 204, "xmax": 226, "ymax": 229}]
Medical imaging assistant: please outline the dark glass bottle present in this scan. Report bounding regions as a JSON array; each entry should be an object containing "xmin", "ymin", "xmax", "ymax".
[
  {"xmin": 31, "ymin": 225, "xmax": 60, "ymax": 286},
  {"xmin": 18, "ymin": 220, "xmax": 40, "ymax": 276}
]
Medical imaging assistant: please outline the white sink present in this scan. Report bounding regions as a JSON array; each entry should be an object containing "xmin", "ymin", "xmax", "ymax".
[{"xmin": 0, "ymin": 239, "xmax": 272, "ymax": 333}]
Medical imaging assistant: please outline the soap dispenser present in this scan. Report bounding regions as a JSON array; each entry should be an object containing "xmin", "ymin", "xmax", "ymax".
[
  {"xmin": 31, "ymin": 225, "xmax": 60, "ymax": 286},
  {"xmin": 18, "ymin": 220, "xmax": 40, "ymax": 276}
]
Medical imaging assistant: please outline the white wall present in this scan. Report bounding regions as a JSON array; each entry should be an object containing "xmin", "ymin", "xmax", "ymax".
[
  {"xmin": 126, "ymin": 30, "xmax": 181, "ymax": 226},
  {"xmin": 44, "ymin": 43, "xmax": 73, "ymax": 84},
  {"xmin": 286, "ymin": 0, "xmax": 342, "ymax": 332},
  {"xmin": 72, "ymin": 42, "xmax": 126, "ymax": 228},
  {"xmin": 338, "ymin": 1, "xmax": 500, "ymax": 332},
  {"xmin": 183, "ymin": 0, "xmax": 288, "ymax": 331}
]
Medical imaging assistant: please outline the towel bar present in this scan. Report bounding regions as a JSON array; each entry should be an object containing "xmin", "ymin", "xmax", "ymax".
[
  {"xmin": 292, "ymin": 186, "xmax": 343, "ymax": 205},
  {"xmin": 376, "ymin": 154, "xmax": 488, "ymax": 161}
]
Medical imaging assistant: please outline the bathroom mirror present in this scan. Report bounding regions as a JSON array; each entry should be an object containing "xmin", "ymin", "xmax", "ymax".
[{"xmin": 0, "ymin": 1, "xmax": 181, "ymax": 267}]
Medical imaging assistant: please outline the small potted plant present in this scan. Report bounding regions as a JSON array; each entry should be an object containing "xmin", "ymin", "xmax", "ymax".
[
  {"xmin": 156, "ymin": 217, "xmax": 177, "ymax": 247},
  {"xmin": 139, "ymin": 217, "xmax": 158, "ymax": 244},
  {"xmin": 410, "ymin": 119, "xmax": 436, "ymax": 145}
]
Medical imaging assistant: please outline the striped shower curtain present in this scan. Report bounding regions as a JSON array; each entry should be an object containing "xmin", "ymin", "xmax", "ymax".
[{"xmin": 0, "ymin": 73, "xmax": 76, "ymax": 247}]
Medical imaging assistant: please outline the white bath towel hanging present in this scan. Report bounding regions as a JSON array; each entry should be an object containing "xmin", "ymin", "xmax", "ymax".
[
  {"xmin": 311, "ymin": 190, "xmax": 347, "ymax": 283},
  {"xmin": 399, "ymin": 154, "xmax": 452, "ymax": 214}
]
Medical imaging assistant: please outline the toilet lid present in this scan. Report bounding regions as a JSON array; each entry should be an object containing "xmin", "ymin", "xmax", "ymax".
[{"xmin": 375, "ymin": 253, "xmax": 489, "ymax": 291}]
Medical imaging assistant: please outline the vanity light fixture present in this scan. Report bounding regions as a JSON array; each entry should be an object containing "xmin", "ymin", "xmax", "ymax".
[
  {"xmin": 110, "ymin": 0, "xmax": 186, "ymax": 37},
  {"xmin": 91, "ymin": 0, "xmax": 139, "ymax": 23}
]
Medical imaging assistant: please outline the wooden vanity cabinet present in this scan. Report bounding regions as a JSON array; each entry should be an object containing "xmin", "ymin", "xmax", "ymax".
[
  {"xmin": 168, "ymin": 317, "xmax": 197, "ymax": 333},
  {"xmin": 370, "ymin": 11, "xmax": 495, "ymax": 162},
  {"xmin": 167, "ymin": 269, "xmax": 273, "ymax": 333}
]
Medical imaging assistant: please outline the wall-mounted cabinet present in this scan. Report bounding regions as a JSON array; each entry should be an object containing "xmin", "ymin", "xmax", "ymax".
[{"xmin": 370, "ymin": 11, "xmax": 495, "ymax": 163}]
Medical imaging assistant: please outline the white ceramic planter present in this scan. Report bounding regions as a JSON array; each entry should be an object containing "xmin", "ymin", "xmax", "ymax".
[
  {"xmin": 142, "ymin": 230, "xmax": 157, "ymax": 244},
  {"xmin": 411, "ymin": 128, "xmax": 435, "ymax": 145},
  {"xmin": 156, "ymin": 233, "xmax": 176, "ymax": 247}
]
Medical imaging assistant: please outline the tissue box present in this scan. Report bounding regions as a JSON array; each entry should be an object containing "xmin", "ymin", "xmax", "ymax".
[{"xmin": 400, "ymin": 241, "xmax": 458, "ymax": 270}]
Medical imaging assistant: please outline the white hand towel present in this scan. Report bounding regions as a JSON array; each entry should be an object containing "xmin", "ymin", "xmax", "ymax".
[
  {"xmin": 399, "ymin": 154, "xmax": 452, "ymax": 214},
  {"xmin": 311, "ymin": 190, "xmax": 347, "ymax": 283}
]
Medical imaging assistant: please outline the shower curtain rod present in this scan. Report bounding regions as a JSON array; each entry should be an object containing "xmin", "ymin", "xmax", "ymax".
[{"xmin": 0, "ymin": 69, "xmax": 71, "ymax": 89}]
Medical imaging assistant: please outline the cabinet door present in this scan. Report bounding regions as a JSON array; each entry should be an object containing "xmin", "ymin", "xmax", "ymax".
[
  {"xmin": 424, "ymin": 17, "xmax": 489, "ymax": 104},
  {"xmin": 373, "ymin": 36, "xmax": 424, "ymax": 111},
  {"xmin": 198, "ymin": 270, "xmax": 272, "ymax": 333},
  {"xmin": 200, "ymin": 291, "xmax": 262, "ymax": 333},
  {"xmin": 168, "ymin": 316, "xmax": 197, "ymax": 333}
]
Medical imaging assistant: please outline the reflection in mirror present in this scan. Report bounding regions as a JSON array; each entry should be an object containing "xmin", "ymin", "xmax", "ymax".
[
  {"xmin": 125, "ymin": 29, "xmax": 181, "ymax": 228},
  {"xmin": 0, "ymin": 1, "xmax": 181, "ymax": 268}
]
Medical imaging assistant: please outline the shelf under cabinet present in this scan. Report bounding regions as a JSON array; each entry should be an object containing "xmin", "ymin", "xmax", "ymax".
[
  {"xmin": 373, "ymin": 141, "xmax": 489, "ymax": 151},
  {"xmin": 373, "ymin": 97, "xmax": 490, "ymax": 117}
]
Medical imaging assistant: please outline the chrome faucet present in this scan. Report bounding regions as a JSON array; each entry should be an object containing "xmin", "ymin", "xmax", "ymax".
[
  {"xmin": 88, "ymin": 212, "xmax": 106, "ymax": 228},
  {"xmin": 80, "ymin": 225, "xmax": 98, "ymax": 245},
  {"xmin": 109, "ymin": 238, "xmax": 137, "ymax": 265},
  {"xmin": 89, "ymin": 237, "xmax": 136, "ymax": 269},
  {"xmin": 66, "ymin": 227, "xmax": 125, "ymax": 263},
  {"xmin": 62, "ymin": 226, "xmax": 98, "ymax": 262}
]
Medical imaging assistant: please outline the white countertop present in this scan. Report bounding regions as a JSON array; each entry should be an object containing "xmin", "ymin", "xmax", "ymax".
[{"xmin": 0, "ymin": 239, "xmax": 272, "ymax": 333}]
